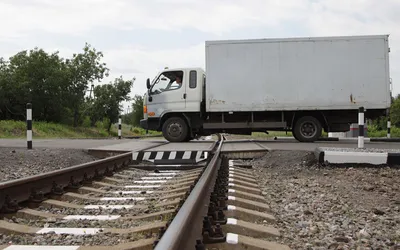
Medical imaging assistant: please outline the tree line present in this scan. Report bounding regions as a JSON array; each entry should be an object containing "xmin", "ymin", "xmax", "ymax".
[{"xmin": 0, "ymin": 43, "xmax": 143, "ymax": 132}]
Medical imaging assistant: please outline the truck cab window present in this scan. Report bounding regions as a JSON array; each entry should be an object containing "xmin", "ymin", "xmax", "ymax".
[
  {"xmin": 189, "ymin": 70, "xmax": 197, "ymax": 88},
  {"xmin": 150, "ymin": 71, "xmax": 183, "ymax": 95}
]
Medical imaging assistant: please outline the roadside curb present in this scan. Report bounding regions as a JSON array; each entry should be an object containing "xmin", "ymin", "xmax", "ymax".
[
  {"xmin": 123, "ymin": 135, "xmax": 162, "ymax": 139},
  {"xmin": 314, "ymin": 147, "xmax": 400, "ymax": 165},
  {"xmin": 274, "ymin": 136, "xmax": 400, "ymax": 143}
]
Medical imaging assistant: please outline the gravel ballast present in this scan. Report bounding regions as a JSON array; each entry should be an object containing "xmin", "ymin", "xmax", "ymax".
[
  {"xmin": 247, "ymin": 150, "xmax": 400, "ymax": 249},
  {"xmin": 1, "ymin": 231, "xmax": 156, "ymax": 246},
  {"xmin": 0, "ymin": 148, "xmax": 100, "ymax": 182}
]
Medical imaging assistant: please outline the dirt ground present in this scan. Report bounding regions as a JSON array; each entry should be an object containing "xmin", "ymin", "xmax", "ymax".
[{"xmin": 246, "ymin": 150, "xmax": 400, "ymax": 250}]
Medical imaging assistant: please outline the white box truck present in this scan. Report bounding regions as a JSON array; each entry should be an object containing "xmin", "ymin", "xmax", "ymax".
[{"xmin": 140, "ymin": 35, "xmax": 392, "ymax": 142}]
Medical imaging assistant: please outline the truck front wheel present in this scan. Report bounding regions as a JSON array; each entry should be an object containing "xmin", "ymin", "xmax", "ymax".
[
  {"xmin": 293, "ymin": 116, "xmax": 322, "ymax": 142},
  {"xmin": 162, "ymin": 117, "xmax": 189, "ymax": 142}
]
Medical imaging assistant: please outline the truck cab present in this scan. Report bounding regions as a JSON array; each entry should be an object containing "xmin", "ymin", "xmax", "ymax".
[{"xmin": 140, "ymin": 67, "xmax": 206, "ymax": 141}]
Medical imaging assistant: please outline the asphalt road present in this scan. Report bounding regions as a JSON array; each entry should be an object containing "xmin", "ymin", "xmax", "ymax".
[{"xmin": 0, "ymin": 138, "xmax": 398, "ymax": 153}]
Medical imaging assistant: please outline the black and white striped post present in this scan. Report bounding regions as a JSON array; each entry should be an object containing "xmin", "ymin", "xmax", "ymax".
[
  {"xmin": 358, "ymin": 107, "xmax": 364, "ymax": 148},
  {"xmin": 26, "ymin": 103, "xmax": 32, "ymax": 149},
  {"xmin": 387, "ymin": 116, "xmax": 391, "ymax": 138},
  {"xmin": 118, "ymin": 115, "xmax": 122, "ymax": 139}
]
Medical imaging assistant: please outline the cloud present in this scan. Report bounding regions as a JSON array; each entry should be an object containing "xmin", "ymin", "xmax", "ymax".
[
  {"xmin": 0, "ymin": 0, "xmax": 399, "ymax": 101},
  {"xmin": 103, "ymin": 43, "xmax": 205, "ymax": 99}
]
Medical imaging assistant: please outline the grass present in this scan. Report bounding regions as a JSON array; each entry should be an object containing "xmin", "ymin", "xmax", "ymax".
[
  {"xmin": 1, "ymin": 119, "xmax": 398, "ymax": 139},
  {"xmin": 0, "ymin": 120, "xmax": 161, "ymax": 139}
]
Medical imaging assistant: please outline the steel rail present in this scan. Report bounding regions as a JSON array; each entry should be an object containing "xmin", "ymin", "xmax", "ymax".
[
  {"xmin": 154, "ymin": 135, "xmax": 224, "ymax": 250},
  {"xmin": 0, "ymin": 141, "xmax": 173, "ymax": 213},
  {"xmin": 0, "ymin": 152, "xmax": 132, "ymax": 213}
]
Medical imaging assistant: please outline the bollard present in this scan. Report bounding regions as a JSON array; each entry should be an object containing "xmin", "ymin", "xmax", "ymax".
[
  {"xmin": 358, "ymin": 107, "xmax": 364, "ymax": 148},
  {"xmin": 26, "ymin": 103, "xmax": 32, "ymax": 149},
  {"xmin": 387, "ymin": 117, "xmax": 391, "ymax": 138},
  {"xmin": 118, "ymin": 115, "xmax": 122, "ymax": 139}
]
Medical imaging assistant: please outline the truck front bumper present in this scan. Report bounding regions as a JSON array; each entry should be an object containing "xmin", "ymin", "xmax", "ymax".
[
  {"xmin": 140, "ymin": 118, "xmax": 160, "ymax": 131},
  {"xmin": 140, "ymin": 119, "xmax": 148, "ymax": 130}
]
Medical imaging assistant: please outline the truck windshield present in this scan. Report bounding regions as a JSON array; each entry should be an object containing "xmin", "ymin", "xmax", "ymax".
[{"xmin": 150, "ymin": 72, "xmax": 182, "ymax": 94}]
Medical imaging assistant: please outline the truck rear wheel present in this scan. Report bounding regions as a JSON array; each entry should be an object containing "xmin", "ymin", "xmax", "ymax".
[
  {"xmin": 293, "ymin": 116, "xmax": 322, "ymax": 142},
  {"xmin": 162, "ymin": 117, "xmax": 189, "ymax": 142}
]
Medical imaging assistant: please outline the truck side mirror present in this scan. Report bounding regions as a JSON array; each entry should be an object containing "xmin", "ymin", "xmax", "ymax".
[{"xmin": 146, "ymin": 78, "xmax": 151, "ymax": 89}]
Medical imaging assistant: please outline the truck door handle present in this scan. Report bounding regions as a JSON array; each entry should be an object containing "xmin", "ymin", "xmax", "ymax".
[{"xmin": 183, "ymin": 93, "xmax": 186, "ymax": 99}]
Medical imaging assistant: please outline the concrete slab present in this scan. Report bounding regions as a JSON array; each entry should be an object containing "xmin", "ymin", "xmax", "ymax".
[
  {"xmin": 257, "ymin": 140, "xmax": 400, "ymax": 152},
  {"xmin": 315, "ymin": 147, "xmax": 400, "ymax": 165},
  {"xmin": 222, "ymin": 141, "xmax": 269, "ymax": 152},
  {"xmin": 274, "ymin": 136, "xmax": 400, "ymax": 142},
  {"xmin": 87, "ymin": 140, "xmax": 164, "ymax": 152},
  {"xmin": 145, "ymin": 141, "xmax": 215, "ymax": 151}
]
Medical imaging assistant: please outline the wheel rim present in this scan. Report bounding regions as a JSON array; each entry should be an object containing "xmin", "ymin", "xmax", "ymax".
[
  {"xmin": 167, "ymin": 122, "xmax": 183, "ymax": 138},
  {"xmin": 300, "ymin": 121, "xmax": 317, "ymax": 138}
]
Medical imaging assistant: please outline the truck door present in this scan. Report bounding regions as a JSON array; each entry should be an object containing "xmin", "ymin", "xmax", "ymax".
[{"xmin": 147, "ymin": 70, "xmax": 186, "ymax": 117}]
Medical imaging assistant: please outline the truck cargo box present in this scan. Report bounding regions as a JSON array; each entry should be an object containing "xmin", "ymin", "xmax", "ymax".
[{"xmin": 205, "ymin": 35, "xmax": 391, "ymax": 112}]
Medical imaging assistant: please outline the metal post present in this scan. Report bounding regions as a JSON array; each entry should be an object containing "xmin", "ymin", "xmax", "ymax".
[
  {"xmin": 26, "ymin": 103, "xmax": 32, "ymax": 149},
  {"xmin": 358, "ymin": 107, "xmax": 364, "ymax": 148},
  {"xmin": 387, "ymin": 117, "xmax": 391, "ymax": 138},
  {"xmin": 118, "ymin": 115, "xmax": 122, "ymax": 139}
]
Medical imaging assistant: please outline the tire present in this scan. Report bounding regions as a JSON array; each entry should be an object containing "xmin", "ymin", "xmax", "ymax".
[
  {"xmin": 293, "ymin": 116, "xmax": 322, "ymax": 142},
  {"xmin": 292, "ymin": 129, "xmax": 299, "ymax": 141},
  {"xmin": 162, "ymin": 117, "xmax": 189, "ymax": 142}
]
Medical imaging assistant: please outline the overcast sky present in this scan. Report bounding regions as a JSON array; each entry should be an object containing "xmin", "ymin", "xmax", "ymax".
[{"xmin": 1, "ymin": 0, "xmax": 399, "ymax": 113}]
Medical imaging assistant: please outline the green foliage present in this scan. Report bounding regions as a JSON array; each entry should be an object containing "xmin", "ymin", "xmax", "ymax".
[
  {"xmin": 65, "ymin": 43, "xmax": 109, "ymax": 127},
  {"xmin": 0, "ymin": 43, "xmax": 139, "ymax": 137},
  {"xmin": 390, "ymin": 94, "xmax": 400, "ymax": 127},
  {"xmin": 0, "ymin": 43, "xmax": 109, "ymax": 127},
  {"xmin": 368, "ymin": 125, "xmax": 400, "ymax": 137},
  {"xmin": 90, "ymin": 76, "xmax": 133, "ymax": 132},
  {"xmin": 369, "ymin": 94, "xmax": 400, "ymax": 130},
  {"xmin": 122, "ymin": 95, "xmax": 144, "ymax": 126},
  {"xmin": 0, "ymin": 120, "xmax": 160, "ymax": 138},
  {"xmin": 0, "ymin": 48, "xmax": 69, "ymax": 122}
]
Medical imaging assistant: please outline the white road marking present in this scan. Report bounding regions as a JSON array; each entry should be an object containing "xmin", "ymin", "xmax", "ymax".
[
  {"xmin": 112, "ymin": 190, "xmax": 153, "ymax": 194},
  {"xmin": 141, "ymin": 176, "xmax": 173, "ymax": 180},
  {"xmin": 142, "ymin": 152, "xmax": 151, "ymax": 161},
  {"xmin": 227, "ymin": 205, "xmax": 236, "ymax": 210},
  {"xmin": 63, "ymin": 215, "xmax": 120, "ymax": 221},
  {"xmin": 124, "ymin": 185, "xmax": 161, "ymax": 188},
  {"xmin": 36, "ymin": 228, "xmax": 102, "ymax": 235},
  {"xmin": 168, "ymin": 152, "xmax": 177, "ymax": 159},
  {"xmin": 227, "ymin": 218, "xmax": 238, "ymax": 225},
  {"xmin": 226, "ymin": 233, "xmax": 239, "ymax": 244},
  {"xmin": 5, "ymin": 246, "xmax": 79, "ymax": 250},
  {"xmin": 84, "ymin": 205, "xmax": 134, "ymax": 209},
  {"xmin": 148, "ymin": 173, "xmax": 177, "ymax": 176},
  {"xmin": 155, "ymin": 151, "xmax": 164, "ymax": 160},
  {"xmin": 133, "ymin": 180, "xmax": 167, "ymax": 184},
  {"xmin": 183, "ymin": 151, "xmax": 191, "ymax": 159},
  {"xmin": 99, "ymin": 197, "xmax": 145, "ymax": 201}
]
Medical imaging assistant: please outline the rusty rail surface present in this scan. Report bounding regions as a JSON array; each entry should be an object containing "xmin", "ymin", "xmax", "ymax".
[
  {"xmin": 154, "ymin": 135, "xmax": 224, "ymax": 250},
  {"xmin": 0, "ymin": 152, "xmax": 132, "ymax": 213}
]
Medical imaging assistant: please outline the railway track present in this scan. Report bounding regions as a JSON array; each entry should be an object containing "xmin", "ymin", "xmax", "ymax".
[{"xmin": 0, "ymin": 136, "xmax": 290, "ymax": 250}]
